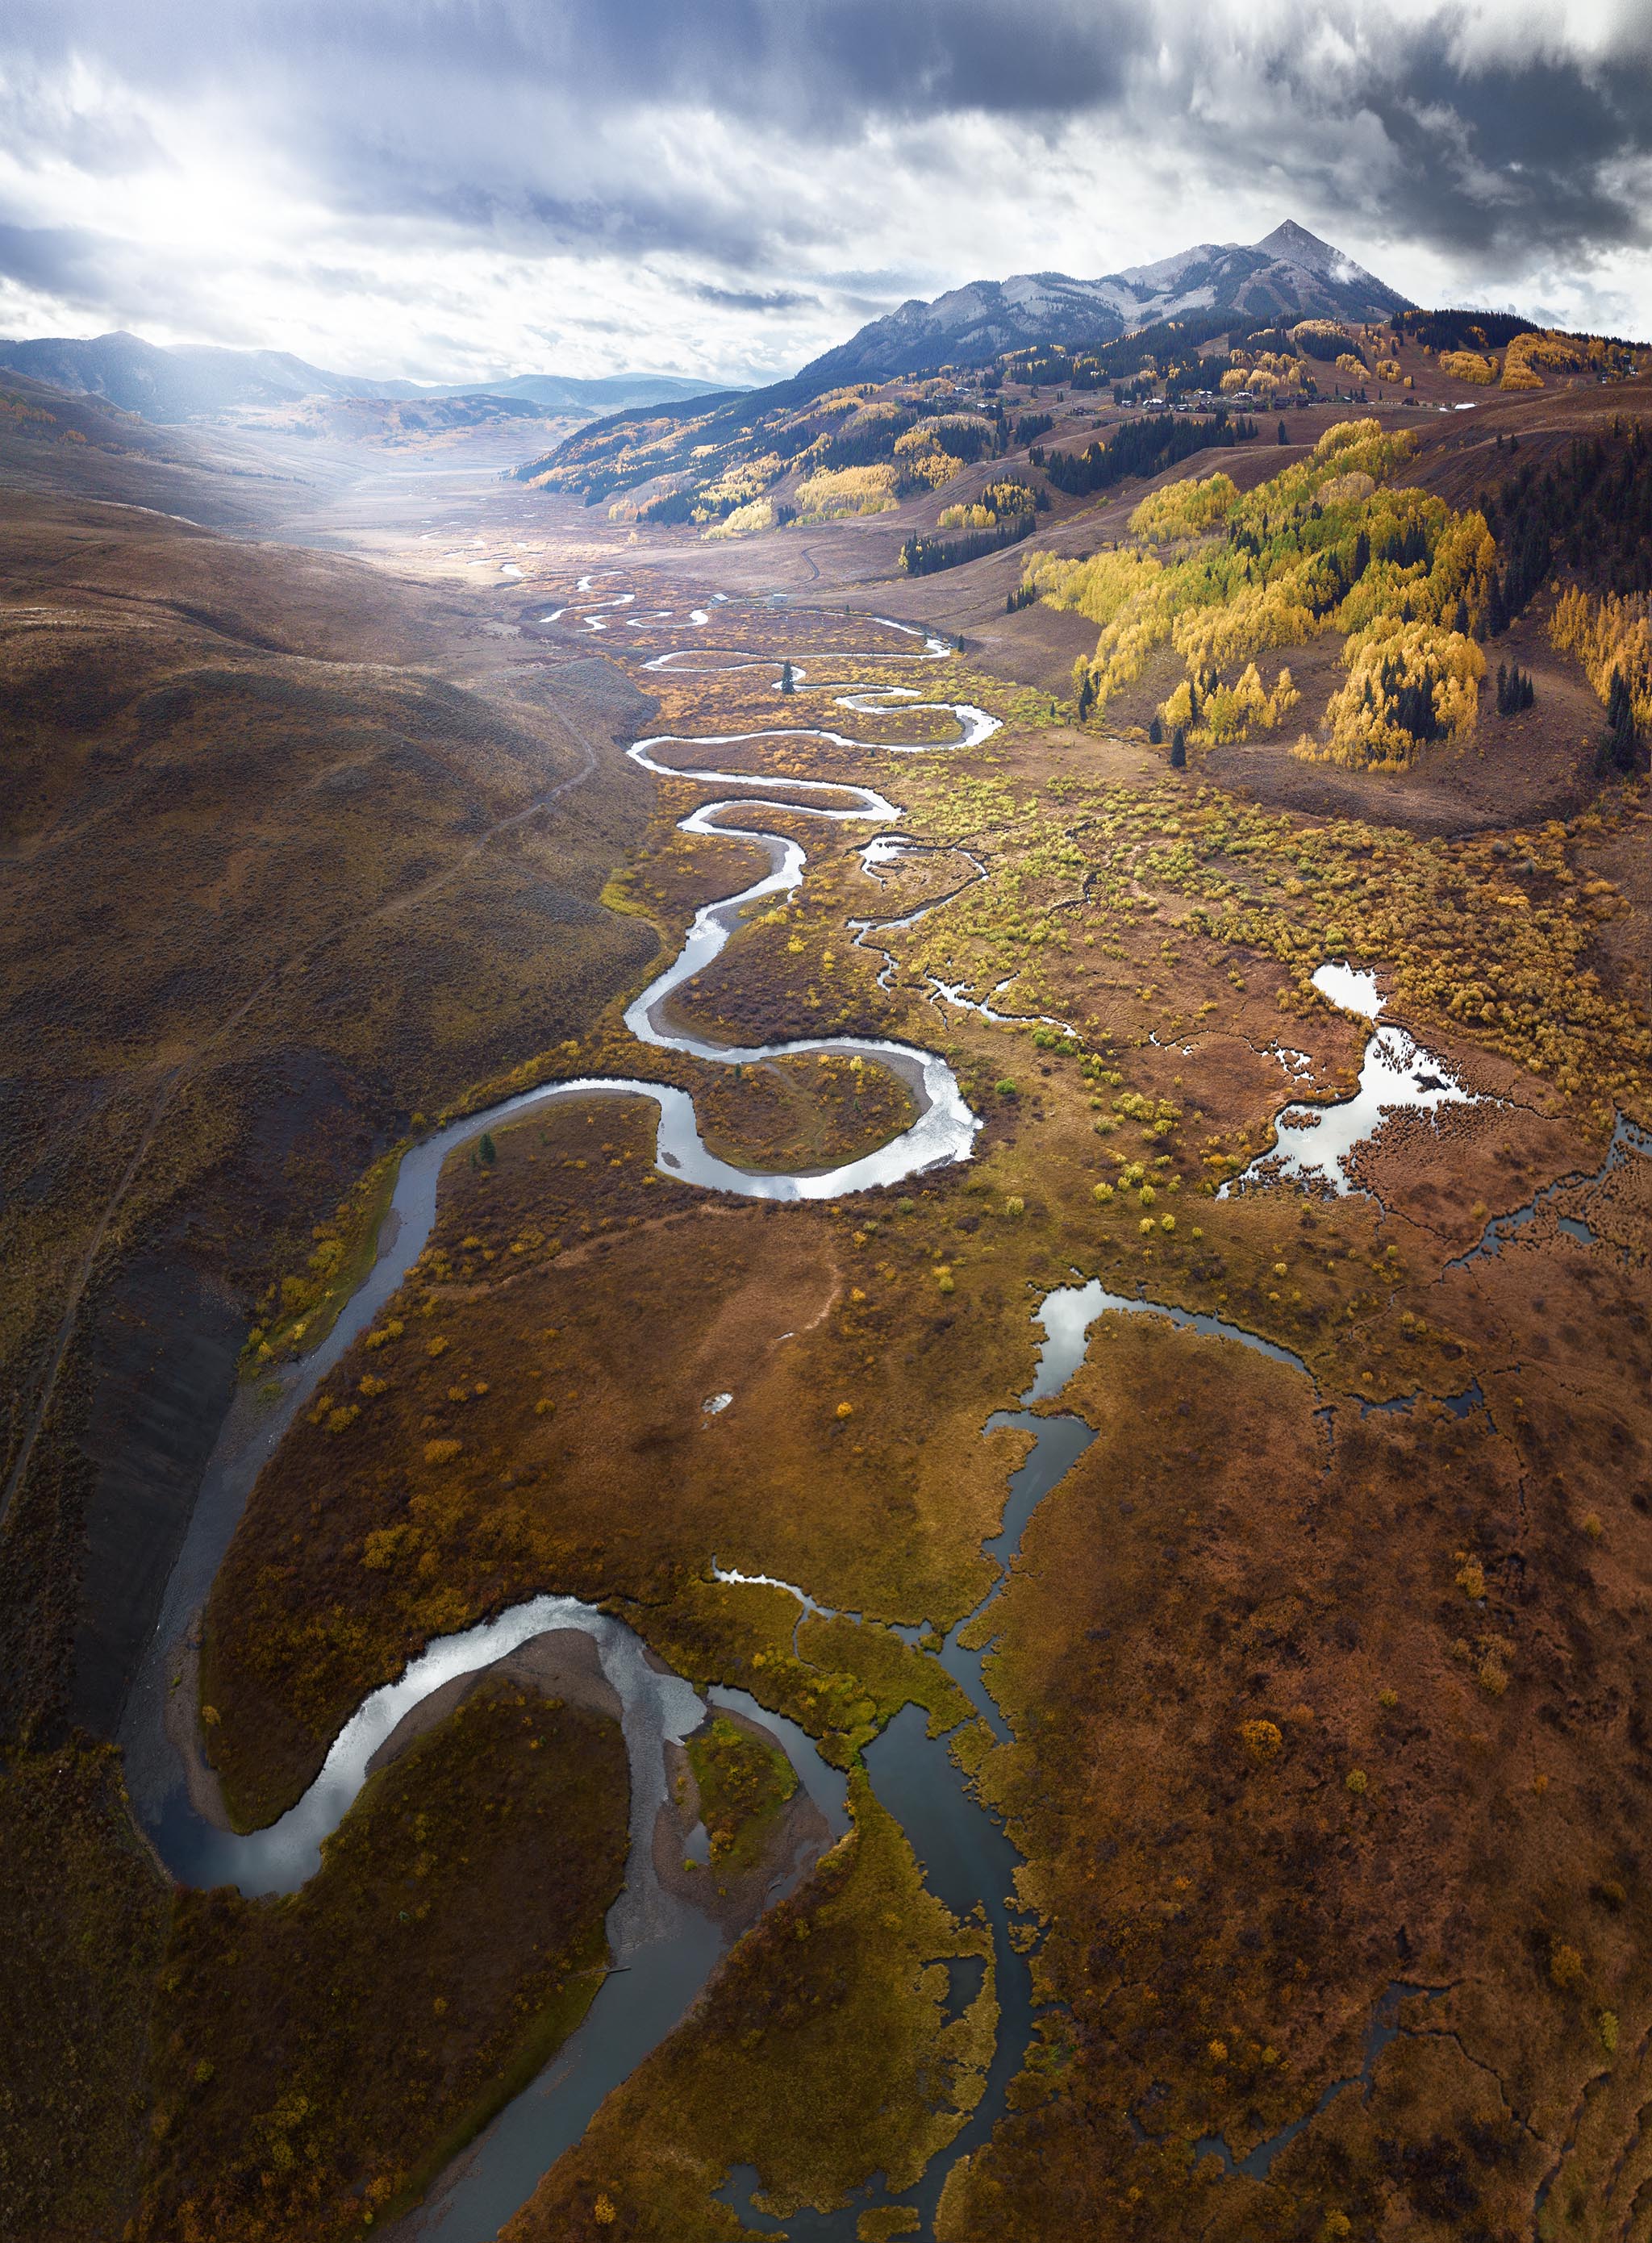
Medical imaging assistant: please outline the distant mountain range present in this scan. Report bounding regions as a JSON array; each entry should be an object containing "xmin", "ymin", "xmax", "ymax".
[
  {"xmin": 0, "ymin": 331, "xmax": 720, "ymax": 425},
  {"xmin": 800, "ymin": 221, "xmax": 1412, "ymax": 383},
  {"xmin": 4, "ymin": 223, "xmax": 1410, "ymax": 449}
]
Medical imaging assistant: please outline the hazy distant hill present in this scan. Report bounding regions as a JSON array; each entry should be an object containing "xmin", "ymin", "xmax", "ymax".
[
  {"xmin": 801, "ymin": 221, "xmax": 1412, "ymax": 383},
  {"xmin": 435, "ymin": 369, "xmax": 720, "ymax": 412},
  {"xmin": 0, "ymin": 331, "xmax": 720, "ymax": 425},
  {"xmin": 0, "ymin": 365, "xmax": 296, "ymax": 527}
]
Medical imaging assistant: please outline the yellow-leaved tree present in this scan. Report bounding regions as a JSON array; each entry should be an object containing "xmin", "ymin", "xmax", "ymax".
[
  {"xmin": 1500, "ymin": 331, "xmax": 1587, "ymax": 390},
  {"xmin": 793, "ymin": 465, "xmax": 899, "ymax": 519},
  {"xmin": 1550, "ymin": 588, "xmax": 1652, "ymax": 725},
  {"xmin": 1305, "ymin": 615, "xmax": 1485, "ymax": 769},
  {"xmin": 1128, "ymin": 472, "xmax": 1238, "ymax": 544},
  {"xmin": 1439, "ymin": 351, "xmax": 1499, "ymax": 385},
  {"xmin": 1162, "ymin": 662, "xmax": 1301, "ymax": 745}
]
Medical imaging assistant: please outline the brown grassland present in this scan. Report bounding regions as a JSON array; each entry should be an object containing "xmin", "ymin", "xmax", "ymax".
[
  {"xmin": 194, "ymin": 560, "xmax": 1652, "ymax": 2237},
  {"xmin": 0, "ymin": 489, "xmax": 661, "ymax": 1747}
]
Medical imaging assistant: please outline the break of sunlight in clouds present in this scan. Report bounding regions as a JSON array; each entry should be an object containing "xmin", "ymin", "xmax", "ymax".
[{"xmin": 0, "ymin": 0, "xmax": 1649, "ymax": 382}]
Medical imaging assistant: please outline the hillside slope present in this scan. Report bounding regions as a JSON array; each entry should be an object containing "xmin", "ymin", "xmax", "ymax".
[{"xmin": 0, "ymin": 480, "xmax": 661, "ymax": 1744}]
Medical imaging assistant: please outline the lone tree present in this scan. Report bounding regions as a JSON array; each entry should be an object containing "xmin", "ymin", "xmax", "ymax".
[
  {"xmin": 1608, "ymin": 668, "xmax": 1639, "ymax": 773},
  {"xmin": 1147, "ymin": 713, "xmax": 1163, "ymax": 744},
  {"xmin": 1170, "ymin": 725, "xmax": 1187, "ymax": 769},
  {"xmin": 780, "ymin": 660, "xmax": 795, "ymax": 694},
  {"xmin": 1278, "ymin": 419, "xmax": 1289, "ymax": 446},
  {"xmin": 478, "ymin": 1132, "xmax": 497, "ymax": 1168}
]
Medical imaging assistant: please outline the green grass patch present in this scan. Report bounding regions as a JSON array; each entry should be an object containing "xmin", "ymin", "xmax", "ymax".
[{"xmin": 686, "ymin": 1714, "xmax": 798, "ymax": 1872}]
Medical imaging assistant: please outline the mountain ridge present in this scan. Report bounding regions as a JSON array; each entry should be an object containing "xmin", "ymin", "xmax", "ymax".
[{"xmin": 799, "ymin": 219, "xmax": 1412, "ymax": 383}]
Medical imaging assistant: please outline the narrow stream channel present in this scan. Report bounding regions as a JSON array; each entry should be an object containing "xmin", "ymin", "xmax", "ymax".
[{"xmin": 1446, "ymin": 1107, "xmax": 1652, "ymax": 1265}]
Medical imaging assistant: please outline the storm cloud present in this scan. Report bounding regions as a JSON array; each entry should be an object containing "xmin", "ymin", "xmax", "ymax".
[{"xmin": 1, "ymin": 1, "xmax": 1648, "ymax": 381}]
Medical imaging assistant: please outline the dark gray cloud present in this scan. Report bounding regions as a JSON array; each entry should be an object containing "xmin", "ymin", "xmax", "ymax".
[
  {"xmin": 1301, "ymin": 42, "xmax": 1652, "ymax": 265},
  {"xmin": 183, "ymin": 8, "xmax": 1652, "ymax": 266},
  {"xmin": 686, "ymin": 282, "xmax": 822, "ymax": 314},
  {"xmin": 7, "ymin": 0, "xmax": 1149, "ymax": 128},
  {"xmin": 0, "ymin": 220, "xmax": 115, "ymax": 301}
]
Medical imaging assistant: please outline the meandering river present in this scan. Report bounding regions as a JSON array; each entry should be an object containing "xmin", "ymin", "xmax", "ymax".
[{"xmin": 119, "ymin": 587, "xmax": 1337, "ymax": 2241}]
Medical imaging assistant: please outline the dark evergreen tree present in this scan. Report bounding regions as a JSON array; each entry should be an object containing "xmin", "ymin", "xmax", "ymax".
[
  {"xmin": 1612, "ymin": 698, "xmax": 1638, "ymax": 773},
  {"xmin": 1039, "ymin": 411, "xmax": 1255, "ymax": 499},
  {"xmin": 901, "ymin": 511, "xmax": 1035, "ymax": 576},
  {"xmin": 639, "ymin": 489, "xmax": 697, "ymax": 525},
  {"xmin": 1278, "ymin": 419, "xmax": 1289, "ymax": 446},
  {"xmin": 1476, "ymin": 422, "xmax": 1650, "ymax": 600},
  {"xmin": 1608, "ymin": 669, "xmax": 1639, "ymax": 773},
  {"xmin": 1496, "ymin": 664, "xmax": 1537, "ymax": 715},
  {"xmin": 1504, "ymin": 522, "xmax": 1552, "ymax": 615},
  {"xmin": 1148, "ymin": 713, "xmax": 1163, "ymax": 744},
  {"xmin": 1170, "ymin": 725, "xmax": 1187, "ymax": 768},
  {"xmin": 1484, "ymin": 572, "xmax": 1509, "ymax": 638},
  {"xmin": 478, "ymin": 1132, "xmax": 497, "ymax": 1168},
  {"xmin": 780, "ymin": 660, "xmax": 795, "ymax": 694}
]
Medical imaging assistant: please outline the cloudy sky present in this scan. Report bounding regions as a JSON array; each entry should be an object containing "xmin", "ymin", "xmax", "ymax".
[{"xmin": 2, "ymin": 0, "xmax": 1650, "ymax": 385}]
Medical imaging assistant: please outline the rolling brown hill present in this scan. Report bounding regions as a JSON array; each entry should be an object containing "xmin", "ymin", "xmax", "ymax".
[{"xmin": 0, "ymin": 477, "xmax": 660, "ymax": 1741}]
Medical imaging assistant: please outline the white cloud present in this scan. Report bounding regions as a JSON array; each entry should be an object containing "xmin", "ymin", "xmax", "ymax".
[{"xmin": 0, "ymin": 2, "xmax": 1648, "ymax": 380}]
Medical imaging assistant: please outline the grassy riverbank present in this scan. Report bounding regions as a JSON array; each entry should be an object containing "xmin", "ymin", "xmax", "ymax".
[
  {"xmin": 504, "ymin": 1773, "xmax": 995, "ymax": 2239},
  {"xmin": 136, "ymin": 1682, "xmax": 628, "ymax": 2243}
]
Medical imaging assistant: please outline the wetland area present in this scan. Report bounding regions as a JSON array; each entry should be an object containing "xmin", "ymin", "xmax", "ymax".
[{"xmin": 8, "ymin": 377, "xmax": 1652, "ymax": 2243}]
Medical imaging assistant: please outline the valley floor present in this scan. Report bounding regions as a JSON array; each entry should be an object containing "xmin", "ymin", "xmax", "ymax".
[{"xmin": 4, "ymin": 399, "xmax": 1651, "ymax": 2243}]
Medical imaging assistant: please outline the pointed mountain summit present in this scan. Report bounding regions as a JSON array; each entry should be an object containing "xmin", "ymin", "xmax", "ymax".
[{"xmin": 799, "ymin": 221, "xmax": 1410, "ymax": 384}]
